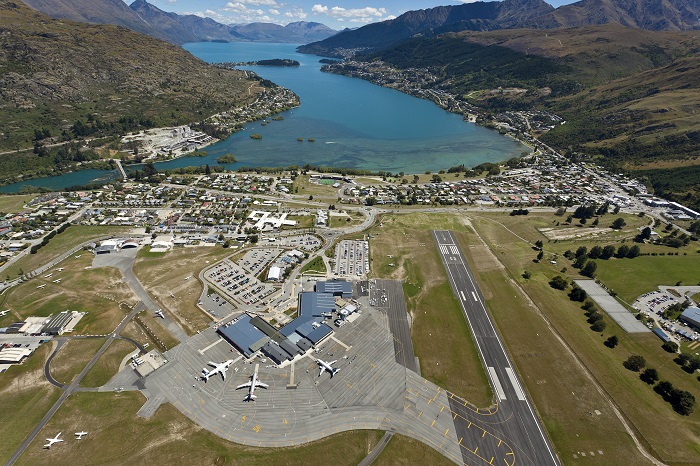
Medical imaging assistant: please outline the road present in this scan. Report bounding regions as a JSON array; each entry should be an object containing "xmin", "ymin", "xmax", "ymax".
[
  {"xmin": 432, "ymin": 230, "xmax": 560, "ymax": 466},
  {"xmin": 4, "ymin": 302, "xmax": 145, "ymax": 466}
]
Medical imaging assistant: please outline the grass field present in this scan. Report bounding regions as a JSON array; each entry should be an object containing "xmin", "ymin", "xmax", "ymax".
[
  {"xmin": 15, "ymin": 391, "xmax": 386, "ymax": 466},
  {"xmin": 2, "ymin": 254, "xmax": 137, "ymax": 335},
  {"xmin": 81, "ymin": 339, "xmax": 137, "ymax": 388},
  {"xmin": 373, "ymin": 434, "xmax": 455, "ymax": 466},
  {"xmin": 50, "ymin": 338, "xmax": 107, "ymax": 385},
  {"xmin": 300, "ymin": 256, "xmax": 326, "ymax": 275},
  {"xmin": 133, "ymin": 247, "xmax": 235, "ymax": 335},
  {"xmin": 292, "ymin": 176, "xmax": 340, "ymax": 199},
  {"xmin": 285, "ymin": 214, "xmax": 315, "ymax": 229},
  {"xmin": 367, "ymin": 213, "xmax": 491, "ymax": 406},
  {"xmin": 0, "ymin": 194, "xmax": 35, "ymax": 213},
  {"xmin": 132, "ymin": 311, "xmax": 180, "ymax": 351},
  {"xmin": 466, "ymin": 213, "xmax": 700, "ymax": 464},
  {"xmin": 4, "ymin": 225, "xmax": 130, "ymax": 279},
  {"xmin": 0, "ymin": 344, "xmax": 61, "ymax": 463},
  {"xmin": 595, "ymin": 255, "xmax": 700, "ymax": 302}
]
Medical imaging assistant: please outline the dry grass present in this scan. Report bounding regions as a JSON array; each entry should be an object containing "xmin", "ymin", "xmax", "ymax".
[
  {"xmin": 373, "ymin": 434, "xmax": 454, "ymax": 466},
  {"xmin": 132, "ymin": 311, "xmax": 180, "ymax": 351},
  {"xmin": 0, "ymin": 344, "xmax": 60, "ymax": 464},
  {"xmin": 81, "ymin": 339, "xmax": 137, "ymax": 388},
  {"xmin": 3, "ymin": 254, "xmax": 137, "ymax": 335},
  {"xmin": 4, "ymin": 226, "xmax": 130, "ymax": 279},
  {"xmin": 368, "ymin": 213, "xmax": 491, "ymax": 406},
  {"xmin": 49, "ymin": 338, "xmax": 106, "ymax": 385},
  {"xmin": 0, "ymin": 194, "xmax": 35, "ymax": 213},
  {"xmin": 15, "ymin": 390, "xmax": 385, "ymax": 466},
  {"xmin": 466, "ymin": 213, "xmax": 700, "ymax": 464},
  {"xmin": 133, "ymin": 247, "xmax": 234, "ymax": 335}
]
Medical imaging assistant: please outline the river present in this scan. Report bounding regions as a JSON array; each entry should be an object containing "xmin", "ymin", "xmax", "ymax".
[{"xmin": 1, "ymin": 42, "xmax": 526, "ymax": 193}]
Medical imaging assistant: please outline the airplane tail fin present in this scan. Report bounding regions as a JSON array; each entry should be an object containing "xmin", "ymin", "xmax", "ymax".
[{"xmin": 245, "ymin": 394, "xmax": 257, "ymax": 401}]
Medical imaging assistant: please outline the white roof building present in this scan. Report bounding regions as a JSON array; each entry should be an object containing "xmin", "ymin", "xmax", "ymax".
[{"xmin": 267, "ymin": 266, "xmax": 282, "ymax": 281}]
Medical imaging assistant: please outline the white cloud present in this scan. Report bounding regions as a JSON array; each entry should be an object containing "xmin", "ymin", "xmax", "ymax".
[
  {"xmin": 233, "ymin": 0, "xmax": 278, "ymax": 5},
  {"xmin": 269, "ymin": 8, "xmax": 280, "ymax": 15},
  {"xmin": 311, "ymin": 4, "xmax": 389, "ymax": 23}
]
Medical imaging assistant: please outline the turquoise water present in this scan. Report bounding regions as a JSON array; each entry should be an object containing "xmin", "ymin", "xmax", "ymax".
[{"xmin": 1, "ymin": 42, "xmax": 526, "ymax": 192}]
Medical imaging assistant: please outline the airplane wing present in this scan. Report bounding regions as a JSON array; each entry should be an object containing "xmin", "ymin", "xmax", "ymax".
[
  {"xmin": 255, "ymin": 381, "xmax": 269, "ymax": 389},
  {"xmin": 236, "ymin": 382, "xmax": 253, "ymax": 390},
  {"xmin": 207, "ymin": 361, "xmax": 217, "ymax": 367},
  {"xmin": 329, "ymin": 360, "xmax": 337, "ymax": 365}
]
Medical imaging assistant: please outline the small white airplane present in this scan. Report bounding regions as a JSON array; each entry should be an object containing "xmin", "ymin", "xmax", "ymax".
[
  {"xmin": 52, "ymin": 279, "xmax": 61, "ymax": 284},
  {"xmin": 74, "ymin": 431, "xmax": 88, "ymax": 440},
  {"xmin": 56, "ymin": 268, "xmax": 64, "ymax": 272},
  {"xmin": 154, "ymin": 309, "xmax": 165, "ymax": 319},
  {"xmin": 201, "ymin": 359, "xmax": 234, "ymax": 382},
  {"xmin": 44, "ymin": 273, "xmax": 53, "ymax": 278},
  {"xmin": 44, "ymin": 432, "xmax": 63, "ymax": 449},
  {"xmin": 0, "ymin": 310, "xmax": 9, "ymax": 317},
  {"xmin": 236, "ymin": 363, "xmax": 268, "ymax": 401},
  {"xmin": 316, "ymin": 358, "xmax": 340, "ymax": 378},
  {"xmin": 37, "ymin": 284, "xmax": 46, "ymax": 289}
]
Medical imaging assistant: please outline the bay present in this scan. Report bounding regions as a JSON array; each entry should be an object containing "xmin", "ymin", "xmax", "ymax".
[{"xmin": 1, "ymin": 42, "xmax": 526, "ymax": 192}]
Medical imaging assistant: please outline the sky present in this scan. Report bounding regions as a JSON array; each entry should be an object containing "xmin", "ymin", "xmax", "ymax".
[{"xmin": 136, "ymin": 0, "xmax": 575, "ymax": 30}]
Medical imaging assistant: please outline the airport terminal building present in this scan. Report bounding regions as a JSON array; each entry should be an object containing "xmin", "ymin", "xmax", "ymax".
[{"xmin": 218, "ymin": 284, "xmax": 345, "ymax": 364}]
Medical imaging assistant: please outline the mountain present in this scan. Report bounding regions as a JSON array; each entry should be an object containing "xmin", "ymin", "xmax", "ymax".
[
  {"xmin": 529, "ymin": 0, "xmax": 700, "ymax": 30},
  {"xmin": 229, "ymin": 21, "xmax": 336, "ymax": 43},
  {"xmin": 20, "ymin": 0, "xmax": 167, "ymax": 41},
  {"xmin": 129, "ymin": 0, "xmax": 234, "ymax": 44},
  {"xmin": 20, "ymin": 0, "xmax": 336, "ymax": 45},
  {"xmin": 0, "ymin": 0, "xmax": 256, "ymax": 152},
  {"xmin": 299, "ymin": 0, "xmax": 699, "ymax": 56}
]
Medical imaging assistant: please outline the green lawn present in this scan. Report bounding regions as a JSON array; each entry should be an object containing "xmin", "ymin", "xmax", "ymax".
[
  {"xmin": 0, "ymin": 194, "xmax": 36, "ymax": 213},
  {"xmin": 595, "ymin": 254, "xmax": 700, "ymax": 302},
  {"xmin": 373, "ymin": 434, "xmax": 454, "ymax": 466},
  {"xmin": 5, "ymin": 225, "xmax": 129, "ymax": 278},
  {"xmin": 81, "ymin": 339, "xmax": 136, "ymax": 388},
  {"xmin": 50, "ymin": 338, "xmax": 107, "ymax": 385},
  {"xmin": 300, "ymin": 256, "xmax": 326, "ymax": 275}
]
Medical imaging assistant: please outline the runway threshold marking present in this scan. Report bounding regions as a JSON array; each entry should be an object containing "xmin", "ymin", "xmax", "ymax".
[
  {"xmin": 505, "ymin": 367, "xmax": 526, "ymax": 401},
  {"xmin": 471, "ymin": 291, "xmax": 478, "ymax": 301},
  {"xmin": 487, "ymin": 367, "xmax": 507, "ymax": 401},
  {"xmin": 460, "ymin": 291, "xmax": 467, "ymax": 301}
]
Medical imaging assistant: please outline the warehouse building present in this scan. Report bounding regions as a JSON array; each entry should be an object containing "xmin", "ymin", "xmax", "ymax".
[
  {"xmin": 315, "ymin": 280, "xmax": 353, "ymax": 298},
  {"xmin": 679, "ymin": 307, "xmax": 700, "ymax": 331}
]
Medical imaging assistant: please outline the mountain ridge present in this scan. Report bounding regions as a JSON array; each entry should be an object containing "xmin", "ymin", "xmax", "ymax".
[{"xmin": 298, "ymin": 0, "xmax": 700, "ymax": 56}]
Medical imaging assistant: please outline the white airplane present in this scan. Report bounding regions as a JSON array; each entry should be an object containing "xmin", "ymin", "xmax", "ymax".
[
  {"xmin": 44, "ymin": 432, "xmax": 63, "ymax": 449},
  {"xmin": 74, "ymin": 431, "xmax": 88, "ymax": 440},
  {"xmin": 44, "ymin": 273, "xmax": 53, "ymax": 278},
  {"xmin": 0, "ymin": 310, "xmax": 9, "ymax": 317},
  {"xmin": 201, "ymin": 359, "xmax": 234, "ymax": 382},
  {"xmin": 52, "ymin": 279, "xmax": 61, "ymax": 283},
  {"xmin": 316, "ymin": 358, "xmax": 340, "ymax": 378},
  {"xmin": 56, "ymin": 268, "xmax": 64, "ymax": 272},
  {"xmin": 236, "ymin": 363, "xmax": 268, "ymax": 401},
  {"xmin": 154, "ymin": 309, "xmax": 165, "ymax": 319},
  {"xmin": 37, "ymin": 284, "xmax": 46, "ymax": 289}
]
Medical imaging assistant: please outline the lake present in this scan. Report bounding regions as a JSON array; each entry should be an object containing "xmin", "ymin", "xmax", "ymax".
[{"xmin": 1, "ymin": 42, "xmax": 526, "ymax": 192}]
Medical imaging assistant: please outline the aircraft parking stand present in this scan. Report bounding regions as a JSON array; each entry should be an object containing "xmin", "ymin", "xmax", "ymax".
[{"xmin": 136, "ymin": 268, "xmax": 558, "ymax": 465}]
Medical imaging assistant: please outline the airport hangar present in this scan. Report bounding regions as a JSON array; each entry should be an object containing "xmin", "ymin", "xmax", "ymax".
[{"xmin": 217, "ymin": 281, "xmax": 354, "ymax": 364}]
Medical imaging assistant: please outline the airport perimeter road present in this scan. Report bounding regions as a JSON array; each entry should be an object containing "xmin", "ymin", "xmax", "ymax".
[{"xmin": 432, "ymin": 230, "xmax": 560, "ymax": 466}]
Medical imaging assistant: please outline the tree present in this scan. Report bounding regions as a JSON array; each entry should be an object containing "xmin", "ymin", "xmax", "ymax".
[
  {"xmin": 687, "ymin": 355, "xmax": 700, "ymax": 373},
  {"xmin": 522, "ymin": 271, "xmax": 532, "ymax": 279},
  {"xmin": 588, "ymin": 246, "xmax": 602, "ymax": 259},
  {"xmin": 627, "ymin": 245, "xmax": 641, "ymax": 258},
  {"xmin": 581, "ymin": 260, "xmax": 597, "ymax": 278},
  {"xmin": 534, "ymin": 240, "xmax": 543, "ymax": 250},
  {"xmin": 308, "ymin": 195, "xmax": 314, "ymax": 201},
  {"xmin": 654, "ymin": 380, "xmax": 674, "ymax": 400},
  {"xmin": 587, "ymin": 312, "xmax": 604, "ymax": 324},
  {"xmin": 575, "ymin": 246, "xmax": 588, "ymax": 258},
  {"xmin": 662, "ymin": 341, "xmax": 679, "ymax": 353},
  {"xmin": 569, "ymin": 284, "xmax": 587, "ymax": 302},
  {"xmin": 605, "ymin": 335, "xmax": 619, "ymax": 348},
  {"xmin": 205, "ymin": 164, "xmax": 211, "ymax": 175},
  {"xmin": 549, "ymin": 275, "xmax": 568, "ymax": 290},
  {"xmin": 143, "ymin": 162, "xmax": 157, "ymax": 179},
  {"xmin": 636, "ymin": 227, "xmax": 652, "ymax": 242},
  {"xmin": 591, "ymin": 320, "xmax": 607, "ymax": 332},
  {"xmin": 536, "ymin": 250, "xmax": 544, "ymax": 262},
  {"xmin": 640, "ymin": 368, "xmax": 659, "ymax": 385},
  {"xmin": 611, "ymin": 217, "xmax": 626, "ymax": 229},
  {"xmin": 601, "ymin": 245, "xmax": 616, "ymax": 259},
  {"xmin": 615, "ymin": 244, "xmax": 630, "ymax": 258},
  {"xmin": 623, "ymin": 355, "xmax": 646, "ymax": 372},
  {"xmin": 672, "ymin": 390, "xmax": 695, "ymax": 415},
  {"xmin": 249, "ymin": 234, "xmax": 259, "ymax": 244}
]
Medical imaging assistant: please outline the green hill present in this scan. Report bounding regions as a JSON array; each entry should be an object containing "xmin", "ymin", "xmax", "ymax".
[{"xmin": 0, "ymin": 0, "xmax": 257, "ymax": 151}]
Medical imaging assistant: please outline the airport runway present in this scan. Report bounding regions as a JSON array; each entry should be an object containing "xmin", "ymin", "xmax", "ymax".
[{"xmin": 432, "ymin": 230, "xmax": 560, "ymax": 466}]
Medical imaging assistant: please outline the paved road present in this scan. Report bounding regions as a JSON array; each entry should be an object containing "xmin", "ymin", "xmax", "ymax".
[
  {"xmin": 432, "ymin": 230, "xmax": 560, "ymax": 466},
  {"xmin": 358, "ymin": 431, "xmax": 394, "ymax": 466},
  {"xmin": 4, "ymin": 302, "xmax": 145, "ymax": 466}
]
